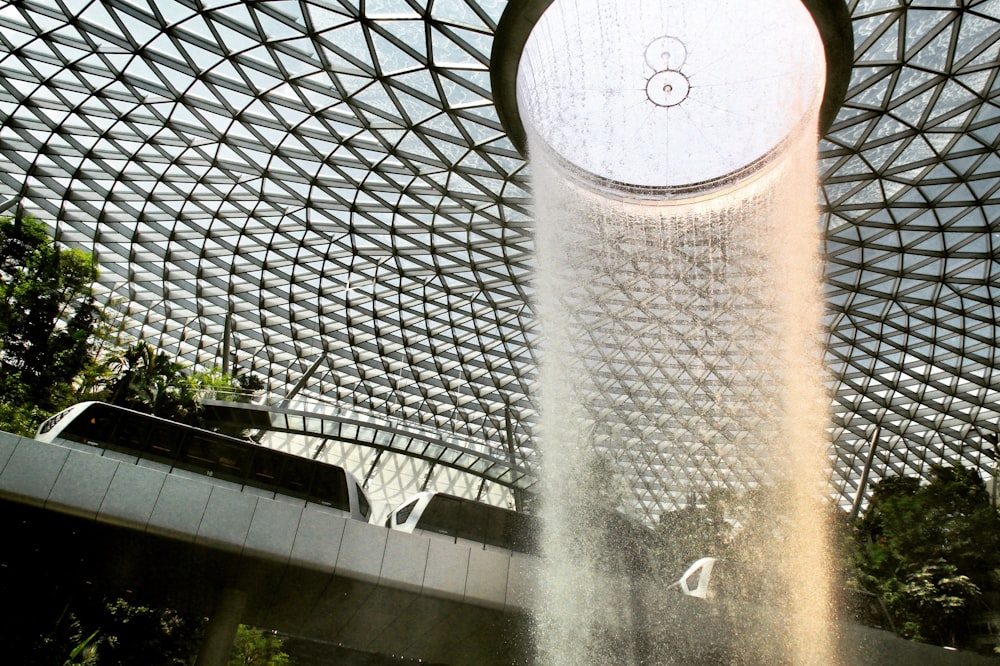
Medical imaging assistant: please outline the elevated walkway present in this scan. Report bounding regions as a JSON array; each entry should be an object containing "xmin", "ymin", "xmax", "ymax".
[
  {"xmin": 0, "ymin": 431, "xmax": 532, "ymax": 664},
  {"xmin": 2, "ymin": 430, "xmax": 993, "ymax": 665}
]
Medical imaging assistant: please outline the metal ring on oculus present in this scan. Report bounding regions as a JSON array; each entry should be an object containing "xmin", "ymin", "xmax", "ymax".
[{"xmin": 490, "ymin": 0, "xmax": 854, "ymax": 200}]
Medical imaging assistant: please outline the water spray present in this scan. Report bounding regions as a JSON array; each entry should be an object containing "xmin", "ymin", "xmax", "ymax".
[{"xmin": 491, "ymin": 1, "xmax": 854, "ymax": 663}]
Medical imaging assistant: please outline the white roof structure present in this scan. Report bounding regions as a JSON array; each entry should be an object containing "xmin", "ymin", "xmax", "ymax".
[{"xmin": 1, "ymin": 1, "xmax": 998, "ymax": 517}]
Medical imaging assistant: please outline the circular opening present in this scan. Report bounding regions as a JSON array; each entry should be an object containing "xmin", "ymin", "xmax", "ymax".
[
  {"xmin": 646, "ymin": 69, "xmax": 690, "ymax": 108},
  {"xmin": 492, "ymin": 0, "xmax": 853, "ymax": 201},
  {"xmin": 513, "ymin": 0, "xmax": 824, "ymax": 198}
]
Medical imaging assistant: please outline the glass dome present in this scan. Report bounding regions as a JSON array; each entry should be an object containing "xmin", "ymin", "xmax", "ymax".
[{"xmin": 0, "ymin": 0, "xmax": 997, "ymax": 517}]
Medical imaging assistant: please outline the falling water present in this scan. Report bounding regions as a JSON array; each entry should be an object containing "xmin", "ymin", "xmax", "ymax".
[{"xmin": 530, "ymin": 117, "xmax": 835, "ymax": 663}]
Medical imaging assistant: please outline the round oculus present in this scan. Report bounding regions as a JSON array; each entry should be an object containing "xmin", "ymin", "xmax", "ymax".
[{"xmin": 515, "ymin": 0, "xmax": 827, "ymax": 197}]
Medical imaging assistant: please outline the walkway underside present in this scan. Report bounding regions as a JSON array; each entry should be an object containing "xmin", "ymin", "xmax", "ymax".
[
  {"xmin": 4, "ymin": 498, "xmax": 995, "ymax": 665},
  {"xmin": 0, "ymin": 499, "xmax": 528, "ymax": 665}
]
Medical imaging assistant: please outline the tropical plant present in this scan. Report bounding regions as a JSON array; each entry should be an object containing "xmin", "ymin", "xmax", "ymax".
[
  {"xmin": 228, "ymin": 625, "xmax": 293, "ymax": 666},
  {"xmin": 854, "ymin": 464, "xmax": 1000, "ymax": 647},
  {"xmin": 103, "ymin": 340, "xmax": 259, "ymax": 428},
  {"xmin": 64, "ymin": 628, "xmax": 100, "ymax": 665},
  {"xmin": 4, "ymin": 595, "xmax": 203, "ymax": 666},
  {"xmin": 89, "ymin": 598, "xmax": 203, "ymax": 665},
  {"xmin": 899, "ymin": 561, "xmax": 980, "ymax": 645},
  {"xmin": 106, "ymin": 341, "xmax": 197, "ymax": 418},
  {"xmin": 0, "ymin": 214, "xmax": 103, "ymax": 433}
]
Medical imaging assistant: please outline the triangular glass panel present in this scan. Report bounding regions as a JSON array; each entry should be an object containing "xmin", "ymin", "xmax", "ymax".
[
  {"xmin": 431, "ymin": 28, "xmax": 478, "ymax": 67},
  {"xmin": 906, "ymin": 12, "xmax": 954, "ymax": 73},
  {"xmin": 391, "ymin": 89, "xmax": 442, "ymax": 123},
  {"xmin": 370, "ymin": 28, "xmax": 424, "ymax": 75},
  {"xmin": 326, "ymin": 21, "xmax": 375, "ymax": 70},
  {"xmin": 858, "ymin": 18, "xmax": 901, "ymax": 63},
  {"xmin": 891, "ymin": 87, "xmax": 936, "ymax": 126},
  {"xmin": 364, "ymin": 0, "xmax": 421, "ymax": 19},
  {"xmin": 431, "ymin": 0, "xmax": 489, "ymax": 31},
  {"xmin": 928, "ymin": 79, "xmax": 977, "ymax": 122},
  {"xmin": 352, "ymin": 81, "xmax": 404, "ymax": 121}
]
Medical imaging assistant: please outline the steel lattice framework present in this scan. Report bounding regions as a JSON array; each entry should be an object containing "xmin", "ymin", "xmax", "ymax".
[{"xmin": 0, "ymin": 0, "xmax": 998, "ymax": 516}]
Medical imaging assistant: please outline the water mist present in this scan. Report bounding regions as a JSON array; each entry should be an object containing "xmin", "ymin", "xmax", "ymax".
[{"xmin": 517, "ymin": 1, "xmax": 838, "ymax": 664}]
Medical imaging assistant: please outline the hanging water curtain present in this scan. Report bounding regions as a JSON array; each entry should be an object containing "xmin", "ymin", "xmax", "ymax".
[{"xmin": 491, "ymin": 0, "xmax": 853, "ymax": 201}]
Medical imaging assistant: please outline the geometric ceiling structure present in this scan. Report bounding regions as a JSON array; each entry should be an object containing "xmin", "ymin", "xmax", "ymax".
[{"xmin": 1, "ymin": 1, "xmax": 998, "ymax": 519}]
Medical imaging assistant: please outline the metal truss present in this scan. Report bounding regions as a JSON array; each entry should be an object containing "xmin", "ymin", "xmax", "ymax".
[{"xmin": 0, "ymin": 0, "xmax": 997, "ymax": 517}]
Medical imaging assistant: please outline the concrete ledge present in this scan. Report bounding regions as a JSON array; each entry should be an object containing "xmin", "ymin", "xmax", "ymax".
[
  {"xmin": 243, "ymin": 498, "xmax": 302, "ymax": 561},
  {"xmin": 196, "ymin": 486, "xmax": 259, "ymax": 553},
  {"xmin": 380, "ymin": 528, "xmax": 431, "ymax": 594},
  {"xmin": 0, "ymin": 435, "xmax": 71, "ymax": 506},
  {"xmin": 1, "ymin": 437, "xmax": 531, "ymax": 613},
  {"xmin": 336, "ymin": 517, "xmax": 389, "ymax": 584},
  {"xmin": 505, "ymin": 552, "xmax": 538, "ymax": 611},
  {"xmin": 423, "ymin": 537, "xmax": 471, "ymax": 602},
  {"xmin": 466, "ymin": 547, "xmax": 511, "ymax": 610},
  {"xmin": 147, "ymin": 473, "xmax": 214, "ymax": 541},
  {"xmin": 46, "ymin": 449, "xmax": 119, "ymax": 519},
  {"xmin": 289, "ymin": 504, "xmax": 347, "ymax": 571},
  {"xmin": 0, "ymin": 431, "xmax": 21, "ymax": 473}
]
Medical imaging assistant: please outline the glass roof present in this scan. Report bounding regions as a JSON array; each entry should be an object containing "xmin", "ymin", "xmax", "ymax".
[{"xmin": 0, "ymin": 0, "xmax": 998, "ymax": 518}]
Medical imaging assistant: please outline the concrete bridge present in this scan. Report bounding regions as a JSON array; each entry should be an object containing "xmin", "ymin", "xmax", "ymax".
[{"xmin": 0, "ymin": 430, "xmax": 532, "ymax": 665}]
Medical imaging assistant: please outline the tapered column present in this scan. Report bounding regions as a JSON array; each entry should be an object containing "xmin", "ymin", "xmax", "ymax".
[{"xmin": 195, "ymin": 587, "xmax": 247, "ymax": 666}]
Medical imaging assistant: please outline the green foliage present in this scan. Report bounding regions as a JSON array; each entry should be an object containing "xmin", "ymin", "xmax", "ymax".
[
  {"xmin": 104, "ymin": 341, "xmax": 257, "ymax": 428},
  {"xmin": 6, "ymin": 595, "xmax": 204, "ymax": 666},
  {"xmin": 237, "ymin": 372, "xmax": 265, "ymax": 394},
  {"xmin": 0, "ymin": 214, "xmax": 102, "ymax": 433},
  {"xmin": 900, "ymin": 561, "xmax": 980, "ymax": 644},
  {"xmin": 228, "ymin": 625, "xmax": 293, "ymax": 666},
  {"xmin": 65, "ymin": 628, "xmax": 100, "ymax": 665},
  {"xmin": 106, "ymin": 341, "xmax": 200, "ymax": 422},
  {"xmin": 13, "ymin": 605, "xmax": 98, "ymax": 666},
  {"xmin": 0, "ymin": 400, "xmax": 52, "ymax": 437},
  {"xmin": 192, "ymin": 366, "xmax": 264, "ymax": 404},
  {"xmin": 0, "ymin": 215, "xmax": 262, "ymax": 437},
  {"xmin": 86, "ymin": 598, "xmax": 203, "ymax": 665},
  {"xmin": 854, "ymin": 464, "xmax": 1000, "ymax": 648}
]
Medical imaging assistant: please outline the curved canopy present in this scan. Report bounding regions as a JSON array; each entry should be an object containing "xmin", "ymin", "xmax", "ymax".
[{"xmin": 0, "ymin": 1, "xmax": 997, "ymax": 516}]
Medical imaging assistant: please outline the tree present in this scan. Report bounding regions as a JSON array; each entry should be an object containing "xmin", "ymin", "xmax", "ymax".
[
  {"xmin": 899, "ymin": 561, "xmax": 980, "ymax": 647},
  {"xmin": 0, "ymin": 214, "xmax": 102, "ymax": 433},
  {"xmin": 84, "ymin": 598, "xmax": 204, "ymax": 665},
  {"xmin": 4, "ymin": 594, "xmax": 204, "ymax": 666},
  {"xmin": 854, "ymin": 464, "xmax": 1000, "ymax": 647},
  {"xmin": 228, "ymin": 625, "xmax": 292, "ymax": 666},
  {"xmin": 106, "ymin": 341, "xmax": 198, "ymax": 421},
  {"xmin": 0, "ymin": 214, "xmax": 260, "ymax": 437},
  {"xmin": 104, "ymin": 341, "xmax": 259, "ymax": 428}
]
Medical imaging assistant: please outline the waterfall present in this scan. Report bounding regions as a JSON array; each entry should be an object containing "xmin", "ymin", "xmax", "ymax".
[{"xmin": 530, "ymin": 115, "xmax": 835, "ymax": 665}]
